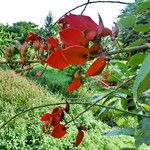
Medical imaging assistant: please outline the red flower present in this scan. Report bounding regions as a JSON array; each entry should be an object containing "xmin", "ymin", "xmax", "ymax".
[
  {"xmin": 63, "ymin": 45, "xmax": 89, "ymax": 65},
  {"xmin": 59, "ymin": 28, "xmax": 88, "ymax": 47},
  {"xmin": 47, "ymin": 36, "xmax": 59, "ymax": 49},
  {"xmin": 51, "ymin": 124, "xmax": 67, "ymax": 138},
  {"xmin": 85, "ymin": 55, "xmax": 107, "ymax": 77},
  {"xmin": 40, "ymin": 106, "xmax": 66, "ymax": 138},
  {"xmin": 64, "ymin": 14, "xmax": 98, "ymax": 32},
  {"xmin": 74, "ymin": 126, "xmax": 87, "ymax": 147},
  {"xmin": 46, "ymin": 49, "xmax": 69, "ymax": 69},
  {"xmin": 58, "ymin": 14, "xmax": 112, "ymax": 40},
  {"xmin": 66, "ymin": 78, "xmax": 82, "ymax": 92}
]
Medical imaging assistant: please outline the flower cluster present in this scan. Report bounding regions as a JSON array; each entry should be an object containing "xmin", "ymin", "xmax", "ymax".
[
  {"xmin": 40, "ymin": 102, "xmax": 87, "ymax": 147},
  {"xmin": 25, "ymin": 14, "xmax": 115, "ymax": 92}
]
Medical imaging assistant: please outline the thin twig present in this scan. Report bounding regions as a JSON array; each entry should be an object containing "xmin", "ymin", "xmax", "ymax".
[
  {"xmin": 54, "ymin": 0, "xmax": 130, "ymax": 25},
  {"xmin": 81, "ymin": 0, "xmax": 90, "ymax": 15}
]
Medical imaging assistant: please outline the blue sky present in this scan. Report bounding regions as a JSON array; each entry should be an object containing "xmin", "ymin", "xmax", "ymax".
[{"xmin": 0, "ymin": 0, "xmax": 135, "ymax": 28}]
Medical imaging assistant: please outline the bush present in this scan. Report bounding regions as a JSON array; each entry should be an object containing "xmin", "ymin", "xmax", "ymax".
[{"xmin": 0, "ymin": 70, "xmax": 142, "ymax": 149}]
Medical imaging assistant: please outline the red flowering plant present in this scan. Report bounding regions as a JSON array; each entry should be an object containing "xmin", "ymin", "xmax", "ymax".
[{"xmin": 43, "ymin": 14, "xmax": 112, "ymax": 92}]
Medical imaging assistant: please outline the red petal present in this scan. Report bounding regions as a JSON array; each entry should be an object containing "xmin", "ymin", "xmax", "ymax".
[
  {"xmin": 75, "ymin": 130, "xmax": 84, "ymax": 147},
  {"xmin": 46, "ymin": 49, "xmax": 69, "ymax": 69},
  {"xmin": 47, "ymin": 37, "xmax": 59, "ymax": 48},
  {"xmin": 51, "ymin": 124, "xmax": 67, "ymax": 138},
  {"xmin": 65, "ymin": 14, "xmax": 97, "ymax": 32},
  {"xmin": 66, "ymin": 78, "xmax": 82, "ymax": 92},
  {"xmin": 101, "ymin": 28, "xmax": 112, "ymax": 37},
  {"xmin": 85, "ymin": 56, "xmax": 106, "ymax": 77},
  {"xmin": 85, "ymin": 30, "xmax": 97, "ymax": 40},
  {"xmin": 15, "ymin": 70, "xmax": 22, "ymax": 73},
  {"xmin": 59, "ymin": 28, "xmax": 88, "ymax": 47},
  {"xmin": 89, "ymin": 43, "xmax": 103, "ymax": 55},
  {"xmin": 63, "ymin": 46, "xmax": 89, "ymax": 65},
  {"xmin": 40, "ymin": 113, "xmax": 53, "ymax": 122}
]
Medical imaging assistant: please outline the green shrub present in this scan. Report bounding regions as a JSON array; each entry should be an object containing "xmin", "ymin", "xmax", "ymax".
[{"xmin": 0, "ymin": 70, "xmax": 142, "ymax": 149}]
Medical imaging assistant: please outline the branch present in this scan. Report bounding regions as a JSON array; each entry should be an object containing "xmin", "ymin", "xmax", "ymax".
[
  {"xmin": 109, "ymin": 43, "xmax": 150, "ymax": 55},
  {"xmin": 89, "ymin": 43, "xmax": 150, "ymax": 59},
  {"xmin": 81, "ymin": 0, "xmax": 90, "ymax": 15},
  {"xmin": 0, "ymin": 43, "xmax": 149, "ymax": 65},
  {"xmin": 65, "ymin": 76, "xmax": 135, "ymax": 125},
  {"xmin": 1, "ymin": 98, "xmax": 150, "ymax": 130},
  {"xmin": 54, "ymin": 0, "xmax": 130, "ymax": 25},
  {"xmin": 0, "ymin": 60, "xmax": 38, "ymax": 65}
]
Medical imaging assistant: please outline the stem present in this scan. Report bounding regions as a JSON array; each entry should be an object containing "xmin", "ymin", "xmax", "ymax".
[
  {"xmin": 81, "ymin": 0, "xmax": 90, "ymax": 15},
  {"xmin": 65, "ymin": 76, "xmax": 134, "ymax": 125},
  {"xmin": 1, "ymin": 100, "xmax": 150, "ymax": 130}
]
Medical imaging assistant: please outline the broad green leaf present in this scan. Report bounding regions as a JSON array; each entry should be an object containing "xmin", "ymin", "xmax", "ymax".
[
  {"xmin": 134, "ymin": 24, "xmax": 150, "ymax": 33},
  {"xmin": 119, "ymin": 14, "xmax": 136, "ymax": 29},
  {"xmin": 132, "ymin": 54, "xmax": 150, "ymax": 101},
  {"xmin": 104, "ymin": 128, "xmax": 135, "ymax": 136},
  {"xmin": 135, "ymin": 134, "xmax": 150, "ymax": 146},
  {"xmin": 128, "ymin": 53, "xmax": 148, "ymax": 68},
  {"xmin": 129, "ymin": 39, "xmax": 146, "ymax": 47},
  {"xmin": 136, "ymin": 1, "xmax": 150, "ymax": 14}
]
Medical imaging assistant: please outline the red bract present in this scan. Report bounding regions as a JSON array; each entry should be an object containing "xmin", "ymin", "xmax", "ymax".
[
  {"xmin": 59, "ymin": 28, "xmax": 88, "ymax": 47},
  {"xmin": 47, "ymin": 36, "xmax": 59, "ymax": 49},
  {"xmin": 46, "ymin": 49, "xmax": 69, "ymax": 69},
  {"xmin": 63, "ymin": 45, "xmax": 89, "ymax": 65},
  {"xmin": 74, "ymin": 126, "xmax": 87, "ymax": 147},
  {"xmin": 51, "ymin": 124, "xmax": 67, "ymax": 138},
  {"xmin": 66, "ymin": 78, "xmax": 82, "ymax": 92},
  {"xmin": 85, "ymin": 56, "xmax": 107, "ymax": 77}
]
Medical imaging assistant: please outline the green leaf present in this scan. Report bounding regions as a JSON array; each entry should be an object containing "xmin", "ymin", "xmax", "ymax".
[
  {"xmin": 136, "ymin": 1, "xmax": 150, "ymax": 14},
  {"xmin": 104, "ymin": 128, "xmax": 135, "ymax": 136},
  {"xmin": 128, "ymin": 53, "xmax": 148, "ymax": 68},
  {"xmin": 129, "ymin": 39, "xmax": 146, "ymax": 47},
  {"xmin": 132, "ymin": 54, "xmax": 150, "ymax": 101},
  {"xmin": 119, "ymin": 14, "xmax": 136, "ymax": 29},
  {"xmin": 134, "ymin": 24, "xmax": 150, "ymax": 33}
]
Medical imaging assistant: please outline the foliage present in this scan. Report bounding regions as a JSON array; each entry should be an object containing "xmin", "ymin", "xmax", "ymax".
[
  {"xmin": 0, "ymin": 0, "xmax": 150, "ymax": 149},
  {"xmin": 0, "ymin": 70, "xmax": 137, "ymax": 150},
  {"xmin": 119, "ymin": 0, "xmax": 150, "ymax": 48}
]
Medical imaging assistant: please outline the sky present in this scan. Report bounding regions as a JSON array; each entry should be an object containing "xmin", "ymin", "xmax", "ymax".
[{"xmin": 0, "ymin": 0, "xmax": 135, "ymax": 28}]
